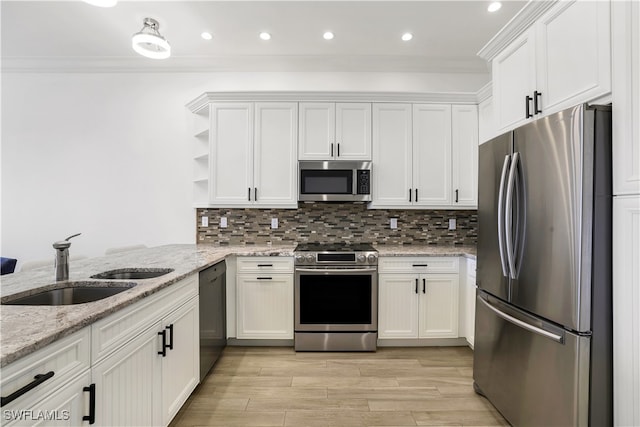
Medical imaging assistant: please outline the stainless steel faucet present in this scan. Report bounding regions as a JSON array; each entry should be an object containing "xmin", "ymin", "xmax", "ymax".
[{"xmin": 53, "ymin": 233, "xmax": 81, "ymax": 281}]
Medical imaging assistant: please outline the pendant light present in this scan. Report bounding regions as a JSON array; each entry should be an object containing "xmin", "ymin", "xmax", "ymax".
[{"xmin": 132, "ymin": 18, "xmax": 171, "ymax": 60}]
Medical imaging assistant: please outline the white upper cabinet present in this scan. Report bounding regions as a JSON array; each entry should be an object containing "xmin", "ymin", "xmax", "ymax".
[
  {"xmin": 210, "ymin": 103, "xmax": 254, "ymax": 206},
  {"xmin": 492, "ymin": 29, "xmax": 537, "ymax": 132},
  {"xmin": 612, "ymin": 0, "xmax": 640, "ymax": 196},
  {"xmin": 413, "ymin": 104, "xmax": 452, "ymax": 206},
  {"xmin": 452, "ymin": 105, "xmax": 479, "ymax": 207},
  {"xmin": 536, "ymin": 0, "xmax": 611, "ymax": 114},
  {"xmin": 207, "ymin": 102, "xmax": 298, "ymax": 208},
  {"xmin": 486, "ymin": 0, "xmax": 611, "ymax": 133},
  {"xmin": 254, "ymin": 103, "xmax": 298, "ymax": 206},
  {"xmin": 372, "ymin": 103, "xmax": 413, "ymax": 207},
  {"xmin": 299, "ymin": 102, "xmax": 371, "ymax": 160},
  {"xmin": 372, "ymin": 103, "xmax": 478, "ymax": 209}
]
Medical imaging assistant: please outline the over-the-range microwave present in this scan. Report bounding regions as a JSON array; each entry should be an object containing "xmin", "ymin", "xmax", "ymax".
[{"xmin": 298, "ymin": 161, "xmax": 371, "ymax": 202}]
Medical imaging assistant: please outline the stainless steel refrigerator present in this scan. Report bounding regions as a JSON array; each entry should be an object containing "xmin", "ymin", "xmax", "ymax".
[{"xmin": 474, "ymin": 104, "xmax": 612, "ymax": 426}]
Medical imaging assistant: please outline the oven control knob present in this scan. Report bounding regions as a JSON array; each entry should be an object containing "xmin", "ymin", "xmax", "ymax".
[
  {"xmin": 367, "ymin": 254, "xmax": 378, "ymax": 264},
  {"xmin": 295, "ymin": 255, "xmax": 305, "ymax": 264},
  {"xmin": 305, "ymin": 254, "xmax": 315, "ymax": 263},
  {"xmin": 357, "ymin": 254, "xmax": 366, "ymax": 263}
]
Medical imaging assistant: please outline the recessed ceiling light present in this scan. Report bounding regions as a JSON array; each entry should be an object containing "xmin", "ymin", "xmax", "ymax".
[
  {"xmin": 83, "ymin": 0, "xmax": 117, "ymax": 7},
  {"xmin": 201, "ymin": 32, "xmax": 213, "ymax": 41},
  {"xmin": 323, "ymin": 31, "xmax": 334, "ymax": 40},
  {"xmin": 488, "ymin": 2, "xmax": 502, "ymax": 12},
  {"xmin": 259, "ymin": 32, "xmax": 271, "ymax": 41},
  {"xmin": 401, "ymin": 33, "xmax": 413, "ymax": 42}
]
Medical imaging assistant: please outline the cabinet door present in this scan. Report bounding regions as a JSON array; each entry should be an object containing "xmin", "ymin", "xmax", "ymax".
[
  {"xmin": 299, "ymin": 103, "xmax": 335, "ymax": 160},
  {"xmin": 536, "ymin": 0, "xmax": 611, "ymax": 116},
  {"xmin": 162, "ymin": 297, "xmax": 199, "ymax": 426},
  {"xmin": 254, "ymin": 102, "xmax": 298, "ymax": 207},
  {"xmin": 92, "ymin": 323, "xmax": 162, "ymax": 427},
  {"xmin": 612, "ymin": 0, "xmax": 640, "ymax": 196},
  {"xmin": 412, "ymin": 104, "xmax": 452, "ymax": 206},
  {"xmin": 371, "ymin": 103, "xmax": 413, "ymax": 207},
  {"xmin": 378, "ymin": 274, "xmax": 419, "ymax": 339},
  {"xmin": 452, "ymin": 105, "xmax": 479, "ymax": 207},
  {"xmin": 210, "ymin": 103, "xmax": 254, "ymax": 206},
  {"xmin": 335, "ymin": 103, "xmax": 372, "ymax": 160},
  {"xmin": 613, "ymin": 196, "xmax": 640, "ymax": 427},
  {"xmin": 492, "ymin": 28, "xmax": 537, "ymax": 132},
  {"xmin": 419, "ymin": 274, "xmax": 459, "ymax": 339},
  {"xmin": 236, "ymin": 275, "xmax": 293, "ymax": 339},
  {"xmin": 3, "ymin": 371, "xmax": 92, "ymax": 427}
]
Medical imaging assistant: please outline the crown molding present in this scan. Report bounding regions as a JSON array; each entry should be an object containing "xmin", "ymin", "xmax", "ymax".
[
  {"xmin": 186, "ymin": 91, "xmax": 481, "ymax": 112},
  {"xmin": 2, "ymin": 55, "xmax": 490, "ymax": 74},
  {"xmin": 477, "ymin": 0, "xmax": 558, "ymax": 61},
  {"xmin": 476, "ymin": 82, "xmax": 493, "ymax": 103}
]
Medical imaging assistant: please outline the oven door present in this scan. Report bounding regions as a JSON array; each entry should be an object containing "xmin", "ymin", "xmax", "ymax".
[{"xmin": 294, "ymin": 266, "xmax": 378, "ymax": 332}]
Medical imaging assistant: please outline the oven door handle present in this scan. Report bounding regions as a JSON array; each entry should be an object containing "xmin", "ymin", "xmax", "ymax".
[{"xmin": 295, "ymin": 268, "xmax": 378, "ymax": 274}]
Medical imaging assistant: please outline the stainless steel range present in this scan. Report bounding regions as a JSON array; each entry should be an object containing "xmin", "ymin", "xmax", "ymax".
[{"xmin": 294, "ymin": 242, "xmax": 378, "ymax": 351}]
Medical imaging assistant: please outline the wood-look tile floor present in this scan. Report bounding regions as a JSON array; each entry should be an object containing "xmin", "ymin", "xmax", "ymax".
[{"xmin": 169, "ymin": 346, "xmax": 509, "ymax": 427}]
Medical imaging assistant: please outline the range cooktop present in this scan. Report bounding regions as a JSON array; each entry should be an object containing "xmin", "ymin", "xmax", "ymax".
[{"xmin": 294, "ymin": 242, "xmax": 376, "ymax": 252}]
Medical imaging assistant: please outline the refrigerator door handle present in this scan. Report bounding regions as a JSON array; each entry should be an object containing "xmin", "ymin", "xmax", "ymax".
[
  {"xmin": 478, "ymin": 296, "xmax": 564, "ymax": 343},
  {"xmin": 505, "ymin": 152, "xmax": 520, "ymax": 279},
  {"xmin": 497, "ymin": 154, "xmax": 511, "ymax": 278}
]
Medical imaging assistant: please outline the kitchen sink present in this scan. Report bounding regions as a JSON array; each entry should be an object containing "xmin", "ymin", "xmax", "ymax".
[
  {"xmin": 1, "ymin": 282, "xmax": 136, "ymax": 306},
  {"xmin": 90, "ymin": 268, "xmax": 173, "ymax": 280}
]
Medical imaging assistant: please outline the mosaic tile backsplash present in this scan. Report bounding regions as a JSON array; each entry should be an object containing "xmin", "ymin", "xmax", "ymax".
[{"xmin": 197, "ymin": 203, "xmax": 477, "ymax": 246}]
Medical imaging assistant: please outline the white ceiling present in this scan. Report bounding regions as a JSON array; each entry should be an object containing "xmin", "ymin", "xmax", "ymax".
[{"xmin": 1, "ymin": 1, "xmax": 527, "ymax": 73}]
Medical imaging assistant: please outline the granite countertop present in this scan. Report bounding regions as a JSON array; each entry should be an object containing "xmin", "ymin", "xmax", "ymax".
[{"xmin": 0, "ymin": 243, "xmax": 475, "ymax": 367}]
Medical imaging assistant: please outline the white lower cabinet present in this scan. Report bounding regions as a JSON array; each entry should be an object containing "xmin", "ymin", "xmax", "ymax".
[
  {"xmin": 91, "ymin": 323, "xmax": 163, "ymax": 427},
  {"xmin": 464, "ymin": 258, "xmax": 477, "ymax": 348},
  {"xmin": 90, "ymin": 275, "xmax": 199, "ymax": 427},
  {"xmin": 0, "ymin": 328, "xmax": 92, "ymax": 427},
  {"xmin": 236, "ymin": 257, "xmax": 294, "ymax": 340},
  {"xmin": 160, "ymin": 298, "xmax": 199, "ymax": 426},
  {"xmin": 378, "ymin": 257, "xmax": 459, "ymax": 340}
]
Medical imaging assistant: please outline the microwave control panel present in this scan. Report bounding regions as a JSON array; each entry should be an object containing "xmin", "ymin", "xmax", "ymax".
[{"xmin": 356, "ymin": 170, "xmax": 370, "ymax": 195}]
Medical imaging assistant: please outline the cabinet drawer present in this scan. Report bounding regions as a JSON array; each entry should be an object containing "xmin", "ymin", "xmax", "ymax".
[
  {"xmin": 236, "ymin": 257, "xmax": 293, "ymax": 273},
  {"xmin": 379, "ymin": 257, "xmax": 459, "ymax": 274},
  {"xmin": 91, "ymin": 274, "xmax": 198, "ymax": 364},
  {"xmin": 0, "ymin": 328, "xmax": 90, "ymax": 410}
]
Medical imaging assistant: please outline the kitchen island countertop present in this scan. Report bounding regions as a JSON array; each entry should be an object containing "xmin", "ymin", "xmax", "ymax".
[{"xmin": 0, "ymin": 243, "xmax": 475, "ymax": 367}]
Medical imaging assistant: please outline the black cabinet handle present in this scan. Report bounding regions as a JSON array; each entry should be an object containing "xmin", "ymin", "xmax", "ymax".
[
  {"xmin": 412, "ymin": 264, "xmax": 429, "ymax": 267},
  {"xmin": 534, "ymin": 91, "xmax": 542, "ymax": 114},
  {"xmin": 337, "ymin": 143, "xmax": 340, "ymax": 157},
  {"xmin": 158, "ymin": 330, "xmax": 167, "ymax": 357},
  {"xmin": 415, "ymin": 189, "xmax": 418, "ymax": 203},
  {"xmin": 248, "ymin": 187, "xmax": 251, "ymax": 201},
  {"xmin": 166, "ymin": 324, "xmax": 174, "ymax": 351},
  {"xmin": 331, "ymin": 143, "xmax": 334, "ymax": 157},
  {"xmin": 257, "ymin": 277, "xmax": 273, "ymax": 280},
  {"xmin": 257, "ymin": 264, "xmax": 273, "ymax": 267},
  {"xmin": 409, "ymin": 189, "xmax": 412, "ymax": 202},
  {"xmin": 83, "ymin": 383, "xmax": 96, "ymax": 425},
  {"xmin": 525, "ymin": 96, "xmax": 533, "ymax": 119},
  {"xmin": 254, "ymin": 187, "xmax": 258, "ymax": 202},
  {"xmin": 415, "ymin": 278, "xmax": 419, "ymax": 294},
  {"xmin": 0, "ymin": 371, "xmax": 55, "ymax": 407},
  {"xmin": 455, "ymin": 189, "xmax": 459, "ymax": 203},
  {"xmin": 422, "ymin": 278, "xmax": 426, "ymax": 294}
]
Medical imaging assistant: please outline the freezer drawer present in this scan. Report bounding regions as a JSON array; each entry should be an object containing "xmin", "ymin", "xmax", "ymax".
[{"xmin": 473, "ymin": 291, "xmax": 590, "ymax": 427}]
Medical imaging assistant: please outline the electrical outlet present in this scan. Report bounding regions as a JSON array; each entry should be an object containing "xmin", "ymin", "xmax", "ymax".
[
  {"xmin": 271, "ymin": 218, "xmax": 278, "ymax": 229},
  {"xmin": 220, "ymin": 217, "xmax": 228, "ymax": 228},
  {"xmin": 390, "ymin": 218, "xmax": 398, "ymax": 229},
  {"xmin": 449, "ymin": 218, "xmax": 456, "ymax": 230},
  {"xmin": 201, "ymin": 216, "xmax": 209, "ymax": 227}
]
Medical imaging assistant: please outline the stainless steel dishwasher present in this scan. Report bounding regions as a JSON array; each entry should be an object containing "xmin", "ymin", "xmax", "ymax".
[{"xmin": 199, "ymin": 261, "xmax": 226, "ymax": 381}]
